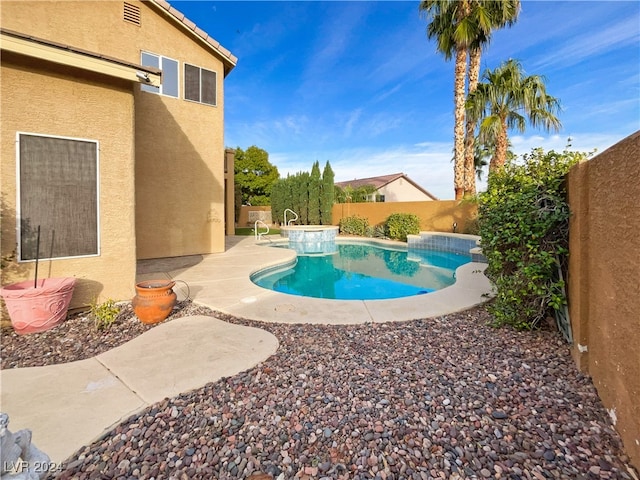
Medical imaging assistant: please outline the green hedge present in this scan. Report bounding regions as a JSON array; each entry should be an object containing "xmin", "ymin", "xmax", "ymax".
[
  {"xmin": 478, "ymin": 147, "xmax": 589, "ymax": 330},
  {"xmin": 339, "ymin": 215, "xmax": 369, "ymax": 236}
]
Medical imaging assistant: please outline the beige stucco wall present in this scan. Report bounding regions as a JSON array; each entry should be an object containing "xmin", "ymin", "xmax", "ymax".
[
  {"xmin": 378, "ymin": 178, "xmax": 434, "ymax": 202},
  {"xmin": 133, "ymin": 1, "xmax": 227, "ymax": 258},
  {"xmin": 567, "ymin": 130, "xmax": 640, "ymax": 470},
  {"xmin": 2, "ymin": 0, "xmax": 230, "ymax": 260},
  {"xmin": 332, "ymin": 201, "xmax": 477, "ymax": 233},
  {"xmin": 0, "ymin": 54, "xmax": 137, "ymax": 315}
]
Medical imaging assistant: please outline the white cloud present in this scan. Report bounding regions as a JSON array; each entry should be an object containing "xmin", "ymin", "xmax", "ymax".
[
  {"xmin": 267, "ymin": 130, "xmax": 634, "ymax": 202},
  {"xmin": 531, "ymin": 16, "xmax": 640, "ymax": 71},
  {"xmin": 344, "ymin": 109, "xmax": 362, "ymax": 138},
  {"xmin": 271, "ymin": 143, "xmax": 456, "ymax": 200}
]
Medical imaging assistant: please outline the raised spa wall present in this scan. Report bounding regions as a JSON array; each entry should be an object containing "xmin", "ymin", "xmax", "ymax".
[
  {"xmin": 280, "ymin": 225, "xmax": 339, "ymax": 255},
  {"xmin": 408, "ymin": 232, "xmax": 486, "ymax": 262}
]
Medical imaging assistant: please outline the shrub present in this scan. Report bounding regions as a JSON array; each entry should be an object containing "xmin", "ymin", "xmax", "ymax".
[
  {"xmin": 385, "ymin": 213, "xmax": 420, "ymax": 241},
  {"xmin": 366, "ymin": 224, "xmax": 387, "ymax": 239},
  {"xmin": 90, "ymin": 298, "xmax": 121, "ymax": 331},
  {"xmin": 478, "ymin": 147, "xmax": 590, "ymax": 330},
  {"xmin": 339, "ymin": 215, "xmax": 369, "ymax": 236}
]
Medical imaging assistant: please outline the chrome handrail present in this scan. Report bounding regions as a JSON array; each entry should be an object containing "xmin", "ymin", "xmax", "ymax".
[
  {"xmin": 254, "ymin": 220, "xmax": 269, "ymax": 240},
  {"xmin": 284, "ymin": 208, "xmax": 298, "ymax": 226}
]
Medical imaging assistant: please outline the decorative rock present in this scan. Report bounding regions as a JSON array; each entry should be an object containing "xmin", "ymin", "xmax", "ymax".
[{"xmin": 26, "ymin": 307, "xmax": 635, "ymax": 480}]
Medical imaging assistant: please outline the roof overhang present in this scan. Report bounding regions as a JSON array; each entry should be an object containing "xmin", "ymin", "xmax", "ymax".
[
  {"xmin": 0, "ymin": 28, "xmax": 162, "ymax": 87},
  {"xmin": 147, "ymin": 0, "xmax": 237, "ymax": 77}
]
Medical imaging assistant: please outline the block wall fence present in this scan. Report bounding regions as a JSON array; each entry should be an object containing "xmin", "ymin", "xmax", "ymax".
[
  {"xmin": 567, "ymin": 130, "xmax": 640, "ymax": 470},
  {"xmin": 239, "ymin": 201, "xmax": 478, "ymax": 234},
  {"xmin": 332, "ymin": 200, "xmax": 478, "ymax": 233}
]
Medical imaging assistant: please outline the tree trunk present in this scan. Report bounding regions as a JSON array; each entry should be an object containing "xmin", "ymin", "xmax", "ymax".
[
  {"xmin": 463, "ymin": 47, "xmax": 481, "ymax": 197},
  {"xmin": 453, "ymin": 47, "xmax": 467, "ymax": 200},
  {"xmin": 491, "ymin": 118, "xmax": 509, "ymax": 171}
]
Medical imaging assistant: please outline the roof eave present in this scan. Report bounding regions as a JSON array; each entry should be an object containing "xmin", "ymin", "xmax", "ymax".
[
  {"xmin": 147, "ymin": 0, "xmax": 237, "ymax": 77},
  {"xmin": 0, "ymin": 28, "xmax": 162, "ymax": 86}
]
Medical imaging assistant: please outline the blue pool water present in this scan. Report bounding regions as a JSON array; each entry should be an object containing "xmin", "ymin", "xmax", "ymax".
[{"xmin": 251, "ymin": 242, "xmax": 470, "ymax": 300}]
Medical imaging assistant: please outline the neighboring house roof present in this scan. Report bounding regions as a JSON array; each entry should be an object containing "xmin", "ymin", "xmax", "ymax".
[
  {"xmin": 335, "ymin": 173, "xmax": 439, "ymax": 200},
  {"xmin": 148, "ymin": 0, "xmax": 237, "ymax": 77},
  {"xmin": 0, "ymin": 28, "xmax": 163, "ymax": 86}
]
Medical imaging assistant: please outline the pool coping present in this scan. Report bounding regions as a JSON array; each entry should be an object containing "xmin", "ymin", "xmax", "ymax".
[{"xmin": 136, "ymin": 235, "xmax": 494, "ymax": 325}]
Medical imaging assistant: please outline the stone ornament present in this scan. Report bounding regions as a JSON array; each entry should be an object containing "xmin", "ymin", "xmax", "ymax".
[{"xmin": 0, "ymin": 413, "xmax": 52, "ymax": 479}]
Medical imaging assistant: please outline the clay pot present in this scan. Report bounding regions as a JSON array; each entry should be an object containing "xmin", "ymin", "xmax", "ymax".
[
  {"xmin": 132, "ymin": 280, "xmax": 177, "ymax": 324},
  {"xmin": 0, "ymin": 277, "xmax": 76, "ymax": 334}
]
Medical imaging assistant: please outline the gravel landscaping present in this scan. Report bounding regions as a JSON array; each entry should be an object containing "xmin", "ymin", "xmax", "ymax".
[
  {"xmin": 0, "ymin": 300, "xmax": 214, "ymax": 369},
  {"xmin": 3, "ymin": 303, "xmax": 635, "ymax": 479}
]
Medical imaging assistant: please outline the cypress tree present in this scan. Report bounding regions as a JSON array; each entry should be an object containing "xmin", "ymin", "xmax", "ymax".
[
  {"xmin": 298, "ymin": 171, "xmax": 310, "ymax": 224},
  {"xmin": 308, "ymin": 161, "xmax": 321, "ymax": 224},
  {"xmin": 321, "ymin": 161, "xmax": 335, "ymax": 225}
]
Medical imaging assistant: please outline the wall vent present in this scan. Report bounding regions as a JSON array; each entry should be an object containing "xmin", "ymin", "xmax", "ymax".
[{"xmin": 123, "ymin": 2, "xmax": 141, "ymax": 26}]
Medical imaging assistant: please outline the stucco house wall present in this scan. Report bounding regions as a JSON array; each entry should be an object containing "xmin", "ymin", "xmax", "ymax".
[
  {"xmin": 0, "ymin": 53, "xmax": 137, "ymax": 308},
  {"xmin": 1, "ymin": 0, "xmax": 236, "ymax": 312},
  {"xmin": 336, "ymin": 173, "xmax": 437, "ymax": 203},
  {"xmin": 1, "ymin": 0, "xmax": 233, "ymax": 259},
  {"xmin": 378, "ymin": 177, "xmax": 435, "ymax": 202},
  {"xmin": 132, "ymin": 1, "xmax": 228, "ymax": 258}
]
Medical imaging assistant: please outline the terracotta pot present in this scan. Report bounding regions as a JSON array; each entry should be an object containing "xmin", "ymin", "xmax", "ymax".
[
  {"xmin": 0, "ymin": 277, "xmax": 76, "ymax": 334},
  {"xmin": 132, "ymin": 280, "xmax": 177, "ymax": 324}
]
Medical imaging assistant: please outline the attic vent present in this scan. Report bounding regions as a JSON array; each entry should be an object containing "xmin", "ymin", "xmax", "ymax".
[{"xmin": 123, "ymin": 2, "xmax": 141, "ymax": 26}]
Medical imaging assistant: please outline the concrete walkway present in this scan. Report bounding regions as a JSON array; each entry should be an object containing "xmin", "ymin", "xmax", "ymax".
[
  {"xmin": 0, "ymin": 235, "xmax": 491, "ymax": 465},
  {"xmin": 1, "ymin": 317, "xmax": 278, "ymax": 464}
]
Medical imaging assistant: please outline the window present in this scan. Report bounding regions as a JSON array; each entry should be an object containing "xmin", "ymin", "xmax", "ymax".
[
  {"xmin": 140, "ymin": 52, "xmax": 178, "ymax": 97},
  {"xmin": 18, "ymin": 133, "xmax": 99, "ymax": 261},
  {"xmin": 184, "ymin": 63, "xmax": 216, "ymax": 106}
]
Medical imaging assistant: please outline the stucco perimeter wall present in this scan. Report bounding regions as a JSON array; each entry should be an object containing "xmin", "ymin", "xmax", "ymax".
[
  {"xmin": 0, "ymin": 57, "xmax": 137, "ymax": 313},
  {"xmin": 332, "ymin": 201, "xmax": 477, "ymax": 233},
  {"xmin": 567, "ymin": 131, "xmax": 640, "ymax": 469},
  {"xmin": 238, "ymin": 206, "xmax": 274, "ymax": 227}
]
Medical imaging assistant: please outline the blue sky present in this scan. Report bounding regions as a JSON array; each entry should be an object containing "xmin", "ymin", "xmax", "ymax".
[{"xmin": 175, "ymin": 0, "xmax": 640, "ymax": 199}]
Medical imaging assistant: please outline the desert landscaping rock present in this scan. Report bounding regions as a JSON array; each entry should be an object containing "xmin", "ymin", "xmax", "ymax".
[
  {"xmin": 2, "ymin": 304, "xmax": 637, "ymax": 479},
  {"xmin": 0, "ymin": 300, "xmax": 213, "ymax": 369}
]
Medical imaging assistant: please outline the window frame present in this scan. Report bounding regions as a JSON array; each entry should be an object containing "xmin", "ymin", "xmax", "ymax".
[
  {"xmin": 140, "ymin": 51, "xmax": 179, "ymax": 98},
  {"xmin": 16, "ymin": 131, "xmax": 101, "ymax": 262},
  {"xmin": 184, "ymin": 63, "xmax": 217, "ymax": 106}
]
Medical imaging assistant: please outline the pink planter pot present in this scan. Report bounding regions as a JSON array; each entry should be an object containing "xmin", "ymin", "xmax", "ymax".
[{"xmin": 0, "ymin": 277, "xmax": 76, "ymax": 335}]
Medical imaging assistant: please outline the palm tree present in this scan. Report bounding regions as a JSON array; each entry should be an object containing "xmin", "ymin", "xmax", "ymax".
[
  {"xmin": 420, "ymin": 0, "xmax": 467, "ymax": 200},
  {"xmin": 463, "ymin": 1, "xmax": 520, "ymax": 196},
  {"xmin": 420, "ymin": 1, "xmax": 520, "ymax": 199},
  {"xmin": 466, "ymin": 59, "xmax": 562, "ymax": 171}
]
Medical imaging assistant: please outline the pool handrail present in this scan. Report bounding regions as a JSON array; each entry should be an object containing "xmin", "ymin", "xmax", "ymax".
[
  {"xmin": 254, "ymin": 220, "xmax": 269, "ymax": 240},
  {"xmin": 284, "ymin": 208, "xmax": 298, "ymax": 226}
]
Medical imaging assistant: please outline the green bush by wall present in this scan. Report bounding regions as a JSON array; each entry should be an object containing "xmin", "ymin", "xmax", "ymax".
[
  {"xmin": 478, "ymin": 147, "xmax": 590, "ymax": 330},
  {"xmin": 385, "ymin": 213, "xmax": 421, "ymax": 241}
]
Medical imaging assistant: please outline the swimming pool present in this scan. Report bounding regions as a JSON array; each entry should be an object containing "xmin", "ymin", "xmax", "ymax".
[{"xmin": 251, "ymin": 242, "xmax": 471, "ymax": 300}]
